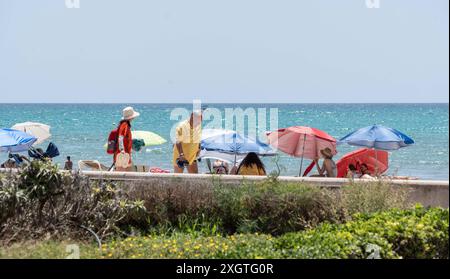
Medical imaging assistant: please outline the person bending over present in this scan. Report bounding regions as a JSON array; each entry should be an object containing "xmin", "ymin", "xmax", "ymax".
[{"xmin": 173, "ymin": 111, "xmax": 202, "ymax": 174}]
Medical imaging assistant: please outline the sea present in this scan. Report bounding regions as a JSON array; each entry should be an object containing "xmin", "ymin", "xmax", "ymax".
[{"xmin": 0, "ymin": 103, "xmax": 448, "ymax": 180}]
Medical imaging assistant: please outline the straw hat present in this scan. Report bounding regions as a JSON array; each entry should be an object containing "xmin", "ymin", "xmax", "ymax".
[
  {"xmin": 320, "ymin": 147, "xmax": 334, "ymax": 158},
  {"xmin": 122, "ymin": 107, "xmax": 140, "ymax": 120}
]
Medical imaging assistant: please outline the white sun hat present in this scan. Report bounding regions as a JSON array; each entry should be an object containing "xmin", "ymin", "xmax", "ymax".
[{"xmin": 122, "ymin": 107, "xmax": 140, "ymax": 120}]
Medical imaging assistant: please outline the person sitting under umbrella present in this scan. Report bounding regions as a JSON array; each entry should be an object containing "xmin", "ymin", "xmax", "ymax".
[
  {"xmin": 359, "ymin": 163, "xmax": 376, "ymax": 179},
  {"xmin": 1, "ymin": 159, "xmax": 17, "ymax": 168},
  {"xmin": 313, "ymin": 147, "xmax": 337, "ymax": 178},
  {"xmin": 212, "ymin": 160, "xmax": 229, "ymax": 174},
  {"xmin": 231, "ymin": 152, "xmax": 266, "ymax": 176},
  {"xmin": 346, "ymin": 164, "xmax": 358, "ymax": 179}
]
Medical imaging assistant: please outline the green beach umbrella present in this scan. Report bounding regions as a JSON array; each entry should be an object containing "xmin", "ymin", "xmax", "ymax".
[
  {"xmin": 104, "ymin": 130, "xmax": 166, "ymax": 150},
  {"xmin": 131, "ymin": 131, "xmax": 167, "ymax": 146}
]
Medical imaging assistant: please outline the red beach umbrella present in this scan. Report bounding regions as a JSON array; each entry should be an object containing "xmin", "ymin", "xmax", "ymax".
[
  {"xmin": 336, "ymin": 148, "xmax": 389, "ymax": 178},
  {"xmin": 266, "ymin": 126, "xmax": 337, "ymax": 176}
]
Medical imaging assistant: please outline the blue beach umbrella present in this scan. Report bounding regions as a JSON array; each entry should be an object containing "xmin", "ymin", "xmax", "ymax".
[
  {"xmin": 338, "ymin": 124, "xmax": 414, "ymax": 150},
  {"xmin": 201, "ymin": 131, "xmax": 275, "ymax": 155},
  {"xmin": 201, "ymin": 130, "xmax": 275, "ymax": 165},
  {"xmin": 338, "ymin": 124, "xmax": 414, "ymax": 176},
  {"xmin": 0, "ymin": 128, "xmax": 37, "ymax": 153}
]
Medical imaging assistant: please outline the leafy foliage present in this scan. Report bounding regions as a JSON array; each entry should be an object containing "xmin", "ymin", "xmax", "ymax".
[
  {"xmin": 1, "ymin": 207, "xmax": 447, "ymax": 259},
  {"xmin": 0, "ymin": 161, "xmax": 145, "ymax": 244},
  {"xmin": 276, "ymin": 205, "xmax": 449, "ymax": 259},
  {"xmin": 126, "ymin": 177, "xmax": 409, "ymax": 235}
]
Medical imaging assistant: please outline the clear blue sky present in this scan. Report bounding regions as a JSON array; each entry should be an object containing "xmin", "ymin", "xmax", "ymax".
[{"xmin": 0, "ymin": 0, "xmax": 448, "ymax": 103}]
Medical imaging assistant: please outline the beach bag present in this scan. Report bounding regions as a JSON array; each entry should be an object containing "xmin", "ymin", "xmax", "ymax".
[
  {"xmin": 107, "ymin": 129, "xmax": 119, "ymax": 155},
  {"xmin": 115, "ymin": 152, "xmax": 131, "ymax": 169}
]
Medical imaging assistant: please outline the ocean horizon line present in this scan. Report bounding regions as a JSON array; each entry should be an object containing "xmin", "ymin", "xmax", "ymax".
[{"xmin": 0, "ymin": 102, "xmax": 448, "ymax": 105}]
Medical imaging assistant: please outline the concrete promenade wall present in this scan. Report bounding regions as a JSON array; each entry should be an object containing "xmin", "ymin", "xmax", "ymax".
[
  {"xmin": 81, "ymin": 171, "xmax": 449, "ymax": 208},
  {"xmin": 1, "ymin": 168, "xmax": 448, "ymax": 207}
]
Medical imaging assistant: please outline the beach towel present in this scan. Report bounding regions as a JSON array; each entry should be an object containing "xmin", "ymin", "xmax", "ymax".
[{"xmin": 149, "ymin": 167, "xmax": 170, "ymax": 173}]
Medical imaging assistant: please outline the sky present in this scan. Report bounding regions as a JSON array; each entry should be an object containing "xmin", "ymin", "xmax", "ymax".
[{"xmin": 0, "ymin": 0, "xmax": 448, "ymax": 103}]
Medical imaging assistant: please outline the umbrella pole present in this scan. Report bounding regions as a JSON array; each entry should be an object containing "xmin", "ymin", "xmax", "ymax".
[
  {"xmin": 299, "ymin": 155, "xmax": 305, "ymax": 177},
  {"xmin": 298, "ymin": 134, "xmax": 307, "ymax": 177},
  {"xmin": 374, "ymin": 148, "xmax": 379, "ymax": 176}
]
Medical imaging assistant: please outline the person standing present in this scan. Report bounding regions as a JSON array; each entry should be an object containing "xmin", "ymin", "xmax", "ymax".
[
  {"xmin": 64, "ymin": 156, "xmax": 73, "ymax": 170},
  {"xmin": 173, "ymin": 111, "xmax": 202, "ymax": 173},
  {"xmin": 114, "ymin": 106, "xmax": 140, "ymax": 171}
]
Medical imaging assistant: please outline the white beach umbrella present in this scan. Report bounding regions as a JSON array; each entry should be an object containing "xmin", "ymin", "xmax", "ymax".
[{"xmin": 11, "ymin": 122, "xmax": 51, "ymax": 145}]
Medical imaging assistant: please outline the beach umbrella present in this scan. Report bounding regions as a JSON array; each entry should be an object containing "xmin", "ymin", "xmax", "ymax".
[
  {"xmin": 202, "ymin": 128, "xmax": 236, "ymax": 140},
  {"xmin": 201, "ymin": 131, "xmax": 275, "ymax": 155},
  {"xmin": 199, "ymin": 129, "xmax": 247, "ymax": 169},
  {"xmin": 266, "ymin": 126, "xmax": 337, "ymax": 176},
  {"xmin": 338, "ymin": 124, "xmax": 414, "ymax": 175},
  {"xmin": 197, "ymin": 149, "xmax": 246, "ymax": 165},
  {"xmin": 11, "ymin": 122, "xmax": 51, "ymax": 145},
  {"xmin": 338, "ymin": 124, "xmax": 414, "ymax": 150},
  {"xmin": 336, "ymin": 148, "xmax": 388, "ymax": 178},
  {"xmin": 132, "ymin": 131, "xmax": 166, "ymax": 146},
  {"xmin": 201, "ymin": 130, "xmax": 275, "ymax": 164},
  {"xmin": 197, "ymin": 149, "xmax": 246, "ymax": 174},
  {"xmin": 0, "ymin": 128, "xmax": 37, "ymax": 153},
  {"xmin": 104, "ymin": 130, "xmax": 166, "ymax": 150}
]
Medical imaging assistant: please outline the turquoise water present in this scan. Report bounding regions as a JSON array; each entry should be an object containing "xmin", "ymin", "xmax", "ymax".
[{"xmin": 0, "ymin": 104, "xmax": 448, "ymax": 180}]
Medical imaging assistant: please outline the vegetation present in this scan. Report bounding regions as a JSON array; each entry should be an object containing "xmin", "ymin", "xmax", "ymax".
[
  {"xmin": 0, "ymin": 160, "xmax": 145, "ymax": 244},
  {"xmin": 1, "ymin": 162, "xmax": 446, "ymax": 259},
  {"xmin": 276, "ymin": 205, "xmax": 449, "ymax": 259},
  {"xmin": 125, "ymin": 175, "xmax": 410, "ymax": 235},
  {"xmin": 0, "ymin": 162, "xmax": 410, "ymax": 241},
  {"xmin": 1, "ymin": 206, "xmax": 447, "ymax": 259}
]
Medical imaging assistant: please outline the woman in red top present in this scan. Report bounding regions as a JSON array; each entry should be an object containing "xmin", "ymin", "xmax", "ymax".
[{"xmin": 114, "ymin": 107, "xmax": 140, "ymax": 171}]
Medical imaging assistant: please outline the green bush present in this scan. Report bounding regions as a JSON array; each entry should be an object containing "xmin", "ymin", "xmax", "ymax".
[
  {"xmin": 0, "ymin": 161, "xmax": 145, "ymax": 244},
  {"xmin": 276, "ymin": 205, "xmax": 449, "ymax": 259},
  {"xmin": 0, "ymin": 162, "xmax": 413, "ymax": 242},
  {"xmin": 213, "ymin": 179, "xmax": 343, "ymax": 235},
  {"xmin": 2, "ymin": 207, "xmax": 446, "ymax": 259},
  {"xmin": 348, "ymin": 205, "xmax": 449, "ymax": 258},
  {"xmin": 125, "ymin": 177, "xmax": 409, "ymax": 235},
  {"xmin": 341, "ymin": 180, "xmax": 409, "ymax": 216}
]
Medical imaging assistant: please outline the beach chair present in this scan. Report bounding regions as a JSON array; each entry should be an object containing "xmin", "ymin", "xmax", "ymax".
[
  {"xmin": 28, "ymin": 142, "xmax": 60, "ymax": 160},
  {"xmin": 132, "ymin": 165, "xmax": 150, "ymax": 172},
  {"xmin": 78, "ymin": 160, "xmax": 110, "ymax": 171}
]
